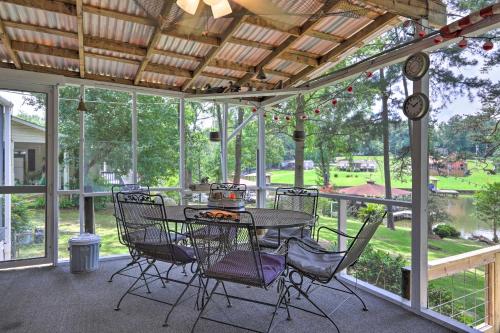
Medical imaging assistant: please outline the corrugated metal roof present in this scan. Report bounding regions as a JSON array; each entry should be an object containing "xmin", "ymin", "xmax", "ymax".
[
  {"xmin": 85, "ymin": 56, "xmax": 138, "ymax": 79},
  {"xmin": 6, "ymin": 27, "xmax": 79, "ymax": 49},
  {"xmin": 233, "ymin": 23, "xmax": 288, "ymax": 46},
  {"xmin": 216, "ymin": 43, "xmax": 271, "ymax": 66},
  {"xmin": 18, "ymin": 51, "xmax": 79, "ymax": 70},
  {"xmin": 84, "ymin": 13, "xmax": 154, "ymax": 46},
  {"xmin": 0, "ymin": 0, "xmax": 399, "ymax": 91},
  {"xmin": 0, "ymin": 2, "xmax": 77, "ymax": 31},
  {"xmin": 157, "ymin": 35, "xmax": 213, "ymax": 58},
  {"xmin": 150, "ymin": 54, "xmax": 199, "ymax": 71},
  {"xmin": 291, "ymin": 35, "xmax": 337, "ymax": 54}
]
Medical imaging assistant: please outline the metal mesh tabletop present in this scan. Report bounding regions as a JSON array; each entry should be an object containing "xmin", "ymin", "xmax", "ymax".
[{"xmin": 164, "ymin": 206, "xmax": 314, "ymax": 229}]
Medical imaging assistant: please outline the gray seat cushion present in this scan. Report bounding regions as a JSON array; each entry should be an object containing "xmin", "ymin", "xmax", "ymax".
[
  {"xmin": 258, "ymin": 227, "xmax": 310, "ymax": 249},
  {"xmin": 287, "ymin": 239, "xmax": 343, "ymax": 280}
]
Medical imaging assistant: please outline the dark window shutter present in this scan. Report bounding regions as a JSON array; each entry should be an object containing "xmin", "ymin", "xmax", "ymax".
[{"xmin": 28, "ymin": 149, "xmax": 36, "ymax": 172}]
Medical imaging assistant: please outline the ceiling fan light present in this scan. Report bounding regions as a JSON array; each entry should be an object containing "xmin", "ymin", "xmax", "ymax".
[
  {"xmin": 176, "ymin": 0, "xmax": 200, "ymax": 15},
  {"xmin": 208, "ymin": 0, "xmax": 232, "ymax": 19}
]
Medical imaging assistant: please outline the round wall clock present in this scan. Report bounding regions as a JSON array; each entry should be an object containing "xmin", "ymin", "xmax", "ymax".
[
  {"xmin": 403, "ymin": 52, "xmax": 430, "ymax": 81},
  {"xmin": 403, "ymin": 92, "xmax": 430, "ymax": 120}
]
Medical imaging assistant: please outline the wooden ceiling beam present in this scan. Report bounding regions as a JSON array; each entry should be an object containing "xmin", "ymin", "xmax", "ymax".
[
  {"xmin": 181, "ymin": 15, "xmax": 248, "ymax": 91},
  {"xmin": 76, "ymin": 0, "xmax": 85, "ymax": 78},
  {"xmin": 86, "ymin": 52, "xmax": 140, "ymax": 65},
  {"xmin": 145, "ymin": 63, "xmax": 192, "ymax": 78},
  {"xmin": 134, "ymin": 2, "xmax": 174, "ymax": 85},
  {"xmin": 0, "ymin": 19, "xmax": 22, "ymax": 69},
  {"xmin": 162, "ymin": 30, "xmax": 220, "ymax": 46},
  {"xmin": 201, "ymin": 71, "xmax": 240, "ymax": 82},
  {"xmin": 305, "ymin": 30, "xmax": 344, "ymax": 43},
  {"xmin": 2, "ymin": 21, "xmax": 78, "ymax": 39},
  {"xmin": 364, "ymin": 0, "xmax": 446, "ymax": 27},
  {"xmin": 278, "ymin": 52, "xmax": 319, "ymax": 67},
  {"xmin": 84, "ymin": 35, "xmax": 147, "ymax": 57},
  {"xmin": 12, "ymin": 40, "xmax": 79, "ymax": 59}
]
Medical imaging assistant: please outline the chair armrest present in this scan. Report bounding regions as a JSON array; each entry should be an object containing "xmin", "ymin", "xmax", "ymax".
[{"xmin": 316, "ymin": 226, "xmax": 355, "ymax": 241}]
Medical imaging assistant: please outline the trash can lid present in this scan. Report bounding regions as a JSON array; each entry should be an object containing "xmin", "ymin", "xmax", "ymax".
[{"xmin": 69, "ymin": 233, "xmax": 101, "ymax": 245}]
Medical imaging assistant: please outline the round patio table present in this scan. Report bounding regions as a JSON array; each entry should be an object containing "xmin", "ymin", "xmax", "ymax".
[{"xmin": 165, "ymin": 205, "xmax": 314, "ymax": 230}]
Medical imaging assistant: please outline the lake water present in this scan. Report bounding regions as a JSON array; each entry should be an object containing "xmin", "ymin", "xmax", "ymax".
[
  {"xmin": 443, "ymin": 196, "xmax": 494, "ymax": 240},
  {"xmin": 396, "ymin": 196, "xmax": 494, "ymax": 240}
]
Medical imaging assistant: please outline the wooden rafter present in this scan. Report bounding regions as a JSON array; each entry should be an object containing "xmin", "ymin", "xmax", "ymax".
[
  {"xmin": 2, "ymin": 0, "xmax": 76, "ymax": 15},
  {"xmin": 243, "ymin": 16, "xmax": 301, "ymax": 36},
  {"xmin": 134, "ymin": 1, "xmax": 175, "ymax": 85},
  {"xmin": 228, "ymin": 37, "xmax": 274, "ymax": 50},
  {"xmin": 2, "ymin": 21, "xmax": 78, "ymax": 38},
  {"xmin": 0, "ymin": 19, "xmax": 22, "ymax": 69},
  {"xmin": 286, "ymin": 12, "xmax": 398, "ymax": 87},
  {"xmin": 84, "ymin": 36, "xmax": 147, "ymax": 57},
  {"xmin": 145, "ymin": 63, "xmax": 192, "ymax": 78},
  {"xmin": 11, "ymin": 40, "xmax": 79, "ymax": 59},
  {"xmin": 305, "ymin": 30, "xmax": 344, "ymax": 43},
  {"xmin": 76, "ymin": 0, "xmax": 84, "ymax": 78},
  {"xmin": 365, "ymin": 0, "xmax": 446, "ymax": 27},
  {"xmin": 181, "ymin": 16, "xmax": 248, "ymax": 91}
]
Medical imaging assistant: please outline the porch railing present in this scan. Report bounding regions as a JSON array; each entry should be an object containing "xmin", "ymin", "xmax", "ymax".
[{"xmin": 403, "ymin": 245, "xmax": 500, "ymax": 332}]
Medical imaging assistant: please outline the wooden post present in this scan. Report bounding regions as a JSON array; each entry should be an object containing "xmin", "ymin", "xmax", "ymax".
[
  {"xmin": 494, "ymin": 253, "xmax": 500, "ymax": 332},
  {"xmin": 84, "ymin": 197, "xmax": 94, "ymax": 234},
  {"xmin": 338, "ymin": 199, "xmax": 347, "ymax": 252}
]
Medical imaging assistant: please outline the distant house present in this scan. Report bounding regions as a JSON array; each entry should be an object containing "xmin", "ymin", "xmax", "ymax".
[
  {"xmin": 280, "ymin": 160, "xmax": 314, "ymax": 170},
  {"xmin": 336, "ymin": 159, "xmax": 377, "ymax": 172},
  {"xmin": 429, "ymin": 156, "xmax": 468, "ymax": 177},
  {"xmin": 0, "ymin": 96, "xmax": 47, "ymax": 261}
]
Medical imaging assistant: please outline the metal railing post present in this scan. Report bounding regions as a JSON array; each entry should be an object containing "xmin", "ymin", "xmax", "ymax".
[{"xmin": 338, "ymin": 199, "xmax": 347, "ymax": 252}]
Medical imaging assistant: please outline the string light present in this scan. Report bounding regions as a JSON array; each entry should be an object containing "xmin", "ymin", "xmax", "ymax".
[
  {"xmin": 458, "ymin": 38, "xmax": 468, "ymax": 48},
  {"xmin": 252, "ymin": 107, "xmax": 257, "ymax": 113},
  {"xmin": 433, "ymin": 35, "xmax": 443, "ymax": 44},
  {"xmin": 314, "ymin": 109, "xmax": 321, "ymax": 114},
  {"xmin": 366, "ymin": 71, "xmax": 373, "ymax": 78},
  {"xmin": 483, "ymin": 39, "xmax": 494, "ymax": 51},
  {"xmin": 347, "ymin": 86, "xmax": 353, "ymax": 93},
  {"xmin": 285, "ymin": 115, "xmax": 292, "ymax": 121}
]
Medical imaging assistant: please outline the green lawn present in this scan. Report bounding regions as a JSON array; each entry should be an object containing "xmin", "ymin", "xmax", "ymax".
[{"xmin": 269, "ymin": 156, "xmax": 500, "ymax": 191}]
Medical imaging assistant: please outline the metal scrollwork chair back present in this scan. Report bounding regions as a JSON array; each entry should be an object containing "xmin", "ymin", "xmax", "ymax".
[
  {"xmin": 209, "ymin": 182, "xmax": 247, "ymax": 200},
  {"xmin": 184, "ymin": 207, "xmax": 288, "ymax": 333},
  {"xmin": 108, "ymin": 184, "xmax": 150, "ymax": 283},
  {"xmin": 284, "ymin": 211, "xmax": 387, "ymax": 333}
]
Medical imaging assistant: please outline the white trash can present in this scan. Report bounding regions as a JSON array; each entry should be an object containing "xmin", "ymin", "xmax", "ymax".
[{"xmin": 68, "ymin": 233, "xmax": 101, "ymax": 273}]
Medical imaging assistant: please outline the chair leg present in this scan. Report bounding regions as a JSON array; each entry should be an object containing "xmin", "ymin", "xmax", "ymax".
[
  {"xmin": 163, "ymin": 273, "xmax": 198, "ymax": 327},
  {"xmin": 115, "ymin": 262, "xmax": 153, "ymax": 311},
  {"xmin": 151, "ymin": 262, "xmax": 167, "ymax": 288},
  {"xmin": 165, "ymin": 263, "xmax": 175, "ymax": 283},
  {"xmin": 334, "ymin": 276, "xmax": 368, "ymax": 311},
  {"xmin": 220, "ymin": 281, "xmax": 232, "ymax": 308},
  {"xmin": 139, "ymin": 261, "xmax": 152, "ymax": 294},
  {"xmin": 107, "ymin": 258, "xmax": 137, "ymax": 282},
  {"xmin": 287, "ymin": 284, "xmax": 340, "ymax": 333},
  {"xmin": 266, "ymin": 285, "xmax": 288, "ymax": 333},
  {"xmin": 190, "ymin": 281, "xmax": 220, "ymax": 333}
]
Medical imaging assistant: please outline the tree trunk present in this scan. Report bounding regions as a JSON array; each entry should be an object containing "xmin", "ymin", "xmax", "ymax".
[
  {"xmin": 233, "ymin": 107, "xmax": 244, "ymax": 184},
  {"xmin": 294, "ymin": 95, "xmax": 305, "ymax": 187},
  {"xmin": 319, "ymin": 143, "xmax": 329, "ymax": 187},
  {"xmin": 494, "ymin": 221, "xmax": 498, "ymax": 243},
  {"xmin": 380, "ymin": 68, "xmax": 395, "ymax": 229}
]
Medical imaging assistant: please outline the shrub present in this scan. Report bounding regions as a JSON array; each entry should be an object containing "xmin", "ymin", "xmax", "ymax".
[
  {"xmin": 349, "ymin": 244, "xmax": 405, "ymax": 294},
  {"xmin": 358, "ymin": 203, "xmax": 386, "ymax": 222},
  {"xmin": 433, "ymin": 224, "xmax": 460, "ymax": 239}
]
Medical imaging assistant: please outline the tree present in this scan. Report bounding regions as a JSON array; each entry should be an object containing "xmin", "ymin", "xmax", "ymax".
[
  {"xmin": 475, "ymin": 182, "xmax": 500, "ymax": 243},
  {"xmin": 428, "ymin": 196, "xmax": 451, "ymax": 236},
  {"xmin": 232, "ymin": 107, "xmax": 244, "ymax": 183},
  {"xmin": 294, "ymin": 95, "xmax": 305, "ymax": 187}
]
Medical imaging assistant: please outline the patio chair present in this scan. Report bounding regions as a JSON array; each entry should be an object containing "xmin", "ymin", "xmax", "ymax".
[
  {"xmin": 184, "ymin": 207, "xmax": 288, "ymax": 333},
  {"xmin": 283, "ymin": 211, "xmax": 387, "ymax": 333},
  {"xmin": 108, "ymin": 184, "xmax": 151, "ymax": 283},
  {"xmin": 258, "ymin": 187, "xmax": 319, "ymax": 249},
  {"xmin": 209, "ymin": 182, "xmax": 247, "ymax": 199},
  {"xmin": 114, "ymin": 192, "xmax": 198, "ymax": 328}
]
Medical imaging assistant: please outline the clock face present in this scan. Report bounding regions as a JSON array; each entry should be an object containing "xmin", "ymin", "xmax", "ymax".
[
  {"xmin": 404, "ymin": 52, "xmax": 430, "ymax": 81},
  {"xmin": 403, "ymin": 93, "xmax": 429, "ymax": 120}
]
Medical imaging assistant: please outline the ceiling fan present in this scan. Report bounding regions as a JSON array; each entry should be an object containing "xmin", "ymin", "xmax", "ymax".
[
  {"xmin": 177, "ymin": 0, "xmax": 232, "ymax": 19},
  {"xmin": 133, "ymin": 0, "xmax": 369, "ymax": 37}
]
